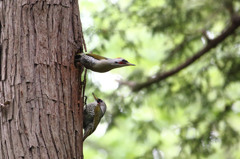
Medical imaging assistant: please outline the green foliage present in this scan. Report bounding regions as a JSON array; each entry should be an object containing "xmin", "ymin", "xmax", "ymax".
[{"xmin": 81, "ymin": 0, "xmax": 240, "ymax": 158}]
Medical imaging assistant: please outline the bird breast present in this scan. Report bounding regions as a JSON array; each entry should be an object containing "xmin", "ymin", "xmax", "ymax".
[{"xmin": 92, "ymin": 60, "xmax": 114, "ymax": 72}]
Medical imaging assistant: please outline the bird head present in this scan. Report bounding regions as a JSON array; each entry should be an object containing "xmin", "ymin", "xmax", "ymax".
[
  {"xmin": 111, "ymin": 58, "xmax": 135, "ymax": 67},
  {"xmin": 92, "ymin": 93, "xmax": 107, "ymax": 114}
]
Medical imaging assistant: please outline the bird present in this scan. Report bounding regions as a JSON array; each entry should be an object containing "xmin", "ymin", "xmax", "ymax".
[
  {"xmin": 74, "ymin": 52, "xmax": 135, "ymax": 73},
  {"xmin": 83, "ymin": 93, "xmax": 107, "ymax": 141}
]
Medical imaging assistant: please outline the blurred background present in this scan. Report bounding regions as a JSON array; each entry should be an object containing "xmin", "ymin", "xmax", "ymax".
[{"xmin": 79, "ymin": 0, "xmax": 240, "ymax": 158}]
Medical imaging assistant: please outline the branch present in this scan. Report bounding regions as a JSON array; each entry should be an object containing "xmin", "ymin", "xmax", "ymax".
[
  {"xmin": 130, "ymin": 15, "xmax": 240, "ymax": 92},
  {"xmin": 163, "ymin": 35, "xmax": 200, "ymax": 62}
]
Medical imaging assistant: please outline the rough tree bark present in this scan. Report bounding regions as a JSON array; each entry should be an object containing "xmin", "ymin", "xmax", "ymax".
[{"xmin": 0, "ymin": 0, "xmax": 85, "ymax": 158}]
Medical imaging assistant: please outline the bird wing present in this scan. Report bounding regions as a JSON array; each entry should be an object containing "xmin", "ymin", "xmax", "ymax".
[
  {"xmin": 82, "ymin": 105, "xmax": 103, "ymax": 141},
  {"xmin": 86, "ymin": 53, "xmax": 108, "ymax": 60},
  {"xmin": 92, "ymin": 105, "xmax": 103, "ymax": 132}
]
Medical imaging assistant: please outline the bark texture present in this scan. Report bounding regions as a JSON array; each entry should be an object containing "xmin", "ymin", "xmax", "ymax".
[{"xmin": 0, "ymin": 0, "xmax": 85, "ymax": 158}]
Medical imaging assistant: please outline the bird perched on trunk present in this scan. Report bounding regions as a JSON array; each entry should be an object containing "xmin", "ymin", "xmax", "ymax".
[
  {"xmin": 83, "ymin": 93, "xmax": 107, "ymax": 141},
  {"xmin": 74, "ymin": 52, "xmax": 135, "ymax": 73}
]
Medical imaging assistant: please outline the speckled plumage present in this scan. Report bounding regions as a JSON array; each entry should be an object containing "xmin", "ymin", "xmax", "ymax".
[
  {"xmin": 79, "ymin": 54, "xmax": 98, "ymax": 70},
  {"xmin": 83, "ymin": 94, "xmax": 106, "ymax": 141},
  {"xmin": 83, "ymin": 102, "xmax": 99, "ymax": 128}
]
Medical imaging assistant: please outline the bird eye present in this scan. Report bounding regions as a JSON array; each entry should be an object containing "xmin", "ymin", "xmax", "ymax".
[
  {"xmin": 97, "ymin": 99, "xmax": 103, "ymax": 103},
  {"xmin": 115, "ymin": 61, "xmax": 118, "ymax": 64}
]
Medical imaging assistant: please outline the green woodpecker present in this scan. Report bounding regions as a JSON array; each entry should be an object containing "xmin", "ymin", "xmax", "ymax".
[
  {"xmin": 74, "ymin": 53, "xmax": 135, "ymax": 73},
  {"xmin": 83, "ymin": 93, "xmax": 107, "ymax": 141}
]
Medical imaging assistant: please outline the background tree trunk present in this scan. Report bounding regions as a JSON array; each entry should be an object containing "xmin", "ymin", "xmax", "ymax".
[{"xmin": 0, "ymin": 0, "xmax": 85, "ymax": 158}]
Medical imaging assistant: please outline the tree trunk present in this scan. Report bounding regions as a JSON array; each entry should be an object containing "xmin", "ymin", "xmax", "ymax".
[{"xmin": 0, "ymin": 0, "xmax": 85, "ymax": 158}]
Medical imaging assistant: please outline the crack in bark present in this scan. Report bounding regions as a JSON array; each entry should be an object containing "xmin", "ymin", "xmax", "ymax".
[{"xmin": 48, "ymin": 114, "xmax": 59, "ymax": 159}]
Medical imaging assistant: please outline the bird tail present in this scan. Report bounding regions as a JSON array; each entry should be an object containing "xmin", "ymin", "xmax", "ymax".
[{"xmin": 82, "ymin": 124, "xmax": 94, "ymax": 141}]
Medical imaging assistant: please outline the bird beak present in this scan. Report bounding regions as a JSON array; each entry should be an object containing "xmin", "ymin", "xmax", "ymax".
[
  {"xmin": 92, "ymin": 93, "xmax": 99, "ymax": 101},
  {"xmin": 126, "ymin": 62, "xmax": 135, "ymax": 66}
]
